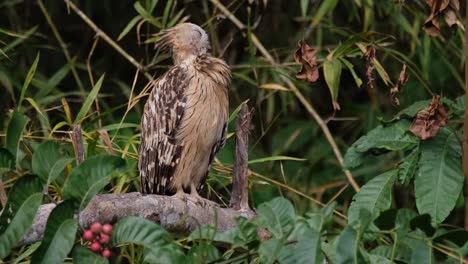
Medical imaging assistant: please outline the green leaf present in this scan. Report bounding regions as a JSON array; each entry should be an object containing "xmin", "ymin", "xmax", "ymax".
[
  {"xmin": 373, "ymin": 58, "xmax": 391, "ymax": 86},
  {"xmin": 24, "ymin": 97, "xmax": 44, "ymax": 116},
  {"xmin": 395, "ymin": 99, "xmax": 432, "ymax": 119},
  {"xmin": 254, "ymin": 197, "xmax": 295, "ymax": 239},
  {"xmin": 162, "ymin": 0, "xmax": 173, "ymax": 27},
  {"xmin": 372, "ymin": 243, "xmax": 412, "ymax": 263},
  {"xmin": 398, "ymin": 148, "xmax": 420, "ymax": 185},
  {"xmin": 167, "ymin": 9, "xmax": 185, "ymax": 28},
  {"xmin": 31, "ymin": 201, "xmax": 78, "ymax": 264},
  {"xmin": 1, "ymin": 26, "xmax": 37, "ymax": 54},
  {"xmin": 323, "ymin": 58, "xmax": 342, "ymax": 110},
  {"xmin": 340, "ymin": 57, "xmax": 363, "ymax": 88},
  {"xmin": 32, "ymin": 141, "xmax": 72, "ymax": 185},
  {"xmin": 248, "ymin": 156, "xmax": 306, "ymax": 164},
  {"xmin": 336, "ymin": 225, "xmax": 366, "ymax": 264},
  {"xmin": 354, "ymin": 120, "xmax": 415, "ymax": 152},
  {"xmin": 402, "ymin": 231, "xmax": 434, "ymax": 264},
  {"xmin": 367, "ymin": 254, "xmax": 392, "ymax": 264},
  {"xmin": 414, "ymin": 128, "xmax": 463, "ymax": 225},
  {"xmin": 312, "ymin": 0, "xmax": 339, "ymax": 26},
  {"xmin": 62, "ymin": 155, "xmax": 124, "ymax": 209},
  {"xmin": 348, "ymin": 170, "xmax": 397, "ymax": 223},
  {"xmin": 280, "ymin": 229, "xmax": 323, "ymax": 264},
  {"xmin": 342, "ymin": 147, "xmax": 366, "ymax": 169},
  {"xmin": 111, "ymin": 216, "xmax": 171, "ymax": 247},
  {"xmin": 0, "ymin": 175, "xmax": 43, "ymax": 259},
  {"xmin": 111, "ymin": 216, "xmax": 184, "ymax": 262},
  {"xmin": 6, "ymin": 111, "xmax": 29, "ymax": 167},
  {"xmin": 72, "ymin": 246, "xmax": 109, "ymax": 264},
  {"xmin": 48, "ymin": 63, "xmax": 71, "ymax": 87},
  {"xmin": 133, "ymin": 2, "xmax": 163, "ymax": 28},
  {"xmin": 228, "ymin": 100, "xmax": 249, "ymax": 124},
  {"xmin": 343, "ymin": 120, "xmax": 418, "ymax": 169},
  {"xmin": 117, "ymin": 16, "xmax": 142, "ymax": 41},
  {"xmin": 144, "ymin": 245, "xmax": 186, "ymax": 264},
  {"xmin": 11, "ymin": 242, "xmax": 41, "ymax": 264},
  {"xmin": 186, "ymin": 243, "xmax": 219, "ymax": 263},
  {"xmin": 18, "ymin": 52, "xmax": 40, "ymax": 110},
  {"xmin": 258, "ymin": 238, "xmax": 283, "ymax": 264},
  {"xmin": 75, "ymin": 74, "xmax": 105, "ymax": 124},
  {"xmin": 0, "ymin": 148, "xmax": 14, "ymax": 175},
  {"xmin": 190, "ymin": 218, "xmax": 257, "ymax": 248}
]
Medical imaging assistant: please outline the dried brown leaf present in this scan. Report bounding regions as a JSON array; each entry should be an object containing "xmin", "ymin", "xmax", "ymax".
[
  {"xmin": 294, "ymin": 41, "xmax": 319, "ymax": 83},
  {"xmin": 390, "ymin": 64, "xmax": 409, "ymax": 106},
  {"xmin": 364, "ymin": 46, "xmax": 376, "ymax": 89},
  {"xmin": 444, "ymin": 9, "xmax": 457, "ymax": 27},
  {"xmin": 409, "ymin": 95, "xmax": 448, "ymax": 140},
  {"xmin": 423, "ymin": 0, "xmax": 459, "ymax": 36}
]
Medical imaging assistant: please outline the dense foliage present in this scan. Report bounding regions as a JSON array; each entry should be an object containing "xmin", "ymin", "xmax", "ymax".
[{"xmin": 0, "ymin": 0, "xmax": 467, "ymax": 263}]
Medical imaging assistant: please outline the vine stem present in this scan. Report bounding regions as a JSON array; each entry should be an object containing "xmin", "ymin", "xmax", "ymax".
[
  {"xmin": 62, "ymin": 0, "xmax": 152, "ymax": 81},
  {"xmin": 209, "ymin": 0, "xmax": 360, "ymax": 192},
  {"xmin": 463, "ymin": 3, "xmax": 468, "ymax": 231}
]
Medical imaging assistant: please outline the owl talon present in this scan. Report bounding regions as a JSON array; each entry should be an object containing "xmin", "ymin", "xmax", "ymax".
[
  {"xmin": 172, "ymin": 189, "xmax": 188, "ymax": 202},
  {"xmin": 187, "ymin": 192, "xmax": 218, "ymax": 207}
]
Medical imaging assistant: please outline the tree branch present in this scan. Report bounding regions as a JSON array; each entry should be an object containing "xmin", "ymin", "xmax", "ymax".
[{"xmin": 20, "ymin": 193, "xmax": 256, "ymax": 245}]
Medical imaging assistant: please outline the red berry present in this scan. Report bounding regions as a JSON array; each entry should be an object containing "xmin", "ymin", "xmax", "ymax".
[
  {"xmin": 89, "ymin": 242, "xmax": 101, "ymax": 252},
  {"xmin": 83, "ymin": 230, "xmax": 95, "ymax": 241},
  {"xmin": 90, "ymin": 222, "xmax": 102, "ymax": 234},
  {"xmin": 99, "ymin": 233, "xmax": 110, "ymax": 244},
  {"xmin": 102, "ymin": 223, "xmax": 113, "ymax": 234},
  {"xmin": 101, "ymin": 249, "xmax": 111, "ymax": 257}
]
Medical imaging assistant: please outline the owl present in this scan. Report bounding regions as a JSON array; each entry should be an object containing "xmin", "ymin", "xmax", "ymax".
[{"xmin": 139, "ymin": 23, "xmax": 230, "ymax": 204}]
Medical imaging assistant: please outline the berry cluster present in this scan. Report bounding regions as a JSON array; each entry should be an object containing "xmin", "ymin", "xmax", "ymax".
[{"xmin": 82, "ymin": 222, "xmax": 113, "ymax": 257}]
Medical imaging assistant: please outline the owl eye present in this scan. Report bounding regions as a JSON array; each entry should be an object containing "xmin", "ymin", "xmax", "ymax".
[{"xmin": 194, "ymin": 29, "xmax": 202, "ymax": 38}]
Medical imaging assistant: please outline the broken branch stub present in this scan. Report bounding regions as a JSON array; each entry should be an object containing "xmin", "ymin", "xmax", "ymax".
[{"xmin": 230, "ymin": 103, "xmax": 254, "ymax": 212}]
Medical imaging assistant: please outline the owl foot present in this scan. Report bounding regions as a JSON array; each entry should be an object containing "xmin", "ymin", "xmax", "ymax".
[
  {"xmin": 187, "ymin": 192, "xmax": 219, "ymax": 208},
  {"xmin": 172, "ymin": 189, "xmax": 188, "ymax": 203}
]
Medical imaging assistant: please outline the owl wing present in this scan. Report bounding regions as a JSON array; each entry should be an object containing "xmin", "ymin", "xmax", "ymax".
[
  {"xmin": 139, "ymin": 67, "xmax": 190, "ymax": 194},
  {"xmin": 197, "ymin": 119, "xmax": 228, "ymax": 193}
]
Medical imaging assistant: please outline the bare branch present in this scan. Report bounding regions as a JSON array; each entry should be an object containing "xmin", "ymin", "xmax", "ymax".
[{"xmin": 20, "ymin": 193, "xmax": 256, "ymax": 245}]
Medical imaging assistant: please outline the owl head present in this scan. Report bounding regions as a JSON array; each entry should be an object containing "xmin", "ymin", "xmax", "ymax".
[{"xmin": 156, "ymin": 23, "xmax": 211, "ymax": 64}]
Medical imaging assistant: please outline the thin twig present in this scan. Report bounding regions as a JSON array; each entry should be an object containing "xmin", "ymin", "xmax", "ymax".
[
  {"xmin": 36, "ymin": 0, "xmax": 86, "ymax": 97},
  {"xmin": 432, "ymin": 244, "xmax": 468, "ymax": 264},
  {"xmin": 209, "ymin": 0, "xmax": 360, "ymax": 192},
  {"xmin": 252, "ymin": 171, "xmax": 347, "ymax": 220},
  {"xmin": 63, "ymin": 0, "xmax": 153, "ymax": 81},
  {"xmin": 87, "ymin": 36, "xmax": 102, "ymax": 127}
]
